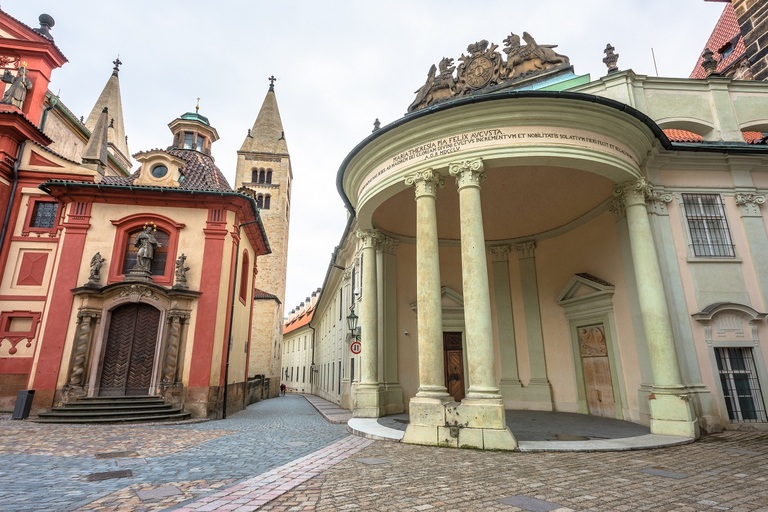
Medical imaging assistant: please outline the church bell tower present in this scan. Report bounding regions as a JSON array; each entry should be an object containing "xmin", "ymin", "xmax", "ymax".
[{"xmin": 235, "ymin": 77, "xmax": 291, "ymax": 396}]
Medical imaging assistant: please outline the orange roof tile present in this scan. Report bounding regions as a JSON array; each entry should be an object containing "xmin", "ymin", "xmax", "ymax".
[
  {"xmin": 284, "ymin": 306, "xmax": 315, "ymax": 334},
  {"xmin": 690, "ymin": 3, "xmax": 746, "ymax": 78},
  {"xmin": 664, "ymin": 128, "xmax": 766, "ymax": 144}
]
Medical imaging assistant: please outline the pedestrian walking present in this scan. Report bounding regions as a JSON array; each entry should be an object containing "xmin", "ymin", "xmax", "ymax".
[{"xmin": 280, "ymin": 383, "xmax": 286, "ymax": 396}]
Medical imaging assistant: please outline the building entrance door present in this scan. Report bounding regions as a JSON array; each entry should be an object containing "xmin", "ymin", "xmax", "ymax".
[
  {"xmin": 99, "ymin": 303, "xmax": 160, "ymax": 396},
  {"xmin": 443, "ymin": 331, "xmax": 465, "ymax": 402},
  {"xmin": 578, "ymin": 324, "xmax": 615, "ymax": 417}
]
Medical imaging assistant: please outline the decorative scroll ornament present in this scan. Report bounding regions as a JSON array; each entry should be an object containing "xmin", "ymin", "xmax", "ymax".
[
  {"xmin": 515, "ymin": 241, "xmax": 536, "ymax": 259},
  {"xmin": 356, "ymin": 229, "xmax": 383, "ymax": 249},
  {"xmin": 404, "ymin": 168, "xmax": 445, "ymax": 197},
  {"xmin": 613, "ymin": 178, "xmax": 653, "ymax": 207},
  {"xmin": 735, "ymin": 193, "xmax": 766, "ymax": 216},
  {"xmin": 489, "ymin": 245, "xmax": 511, "ymax": 262},
  {"xmin": 409, "ymin": 31, "xmax": 571, "ymax": 112},
  {"xmin": 449, "ymin": 158, "xmax": 486, "ymax": 189}
]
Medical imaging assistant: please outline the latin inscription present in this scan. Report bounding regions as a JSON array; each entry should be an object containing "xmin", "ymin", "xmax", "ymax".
[{"xmin": 358, "ymin": 127, "xmax": 638, "ymax": 197}]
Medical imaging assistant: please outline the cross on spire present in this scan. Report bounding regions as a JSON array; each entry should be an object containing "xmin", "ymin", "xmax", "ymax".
[
  {"xmin": 196, "ymin": 97, "xmax": 200, "ymax": 113},
  {"xmin": 268, "ymin": 75, "xmax": 276, "ymax": 91},
  {"xmin": 112, "ymin": 56, "xmax": 122, "ymax": 76}
]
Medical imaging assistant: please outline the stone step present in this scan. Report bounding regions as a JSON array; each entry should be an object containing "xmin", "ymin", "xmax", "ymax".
[
  {"xmin": 59, "ymin": 400, "xmax": 168, "ymax": 409},
  {"xmin": 30, "ymin": 412, "xmax": 191, "ymax": 424}
]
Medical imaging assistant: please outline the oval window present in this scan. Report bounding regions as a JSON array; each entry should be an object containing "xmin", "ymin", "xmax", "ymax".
[{"xmin": 151, "ymin": 164, "xmax": 168, "ymax": 178}]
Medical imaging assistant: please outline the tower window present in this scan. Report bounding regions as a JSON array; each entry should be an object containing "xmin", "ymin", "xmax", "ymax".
[
  {"xmin": 251, "ymin": 169, "xmax": 258, "ymax": 183},
  {"xmin": 259, "ymin": 170, "xmax": 266, "ymax": 183},
  {"xmin": 266, "ymin": 170, "xmax": 272, "ymax": 184},
  {"xmin": 264, "ymin": 195, "xmax": 271, "ymax": 209},
  {"xmin": 256, "ymin": 195, "xmax": 263, "ymax": 209},
  {"xmin": 196, "ymin": 135, "xmax": 205, "ymax": 152},
  {"xmin": 184, "ymin": 132, "xmax": 194, "ymax": 149}
]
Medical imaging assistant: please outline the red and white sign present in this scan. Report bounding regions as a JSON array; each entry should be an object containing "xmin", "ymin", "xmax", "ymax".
[{"xmin": 350, "ymin": 341, "xmax": 362, "ymax": 354}]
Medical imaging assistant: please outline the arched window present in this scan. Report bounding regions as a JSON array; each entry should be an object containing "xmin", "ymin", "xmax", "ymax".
[
  {"xmin": 259, "ymin": 170, "xmax": 266, "ymax": 183},
  {"xmin": 240, "ymin": 250, "xmax": 250, "ymax": 303},
  {"xmin": 264, "ymin": 195, "xmax": 271, "ymax": 210},
  {"xmin": 266, "ymin": 170, "xmax": 272, "ymax": 184},
  {"xmin": 251, "ymin": 169, "xmax": 258, "ymax": 183},
  {"xmin": 256, "ymin": 195, "xmax": 263, "ymax": 209},
  {"xmin": 122, "ymin": 227, "xmax": 170, "ymax": 276}
]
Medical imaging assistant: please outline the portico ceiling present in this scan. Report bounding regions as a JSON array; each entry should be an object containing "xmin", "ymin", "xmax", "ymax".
[{"xmin": 373, "ymin": 165, "xmax": 614, "ymax": 241}]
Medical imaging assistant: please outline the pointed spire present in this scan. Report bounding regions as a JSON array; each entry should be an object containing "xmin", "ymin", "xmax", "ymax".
[
  {"xmin": 240, "ymin": 78, "xmax": 288, "ymax": 154},
  {"xmin": 84, "ymin": 59, "xmax": 130, "ymax": 169},
  {"xmin": 81, "ymin": 107, "xmax": 109, "ymax": 172}
]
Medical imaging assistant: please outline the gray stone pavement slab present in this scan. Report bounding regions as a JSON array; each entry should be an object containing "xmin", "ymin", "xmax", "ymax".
[{"xmin": 497, "ymin": 495, "xmax": 568, "ymax": 511}]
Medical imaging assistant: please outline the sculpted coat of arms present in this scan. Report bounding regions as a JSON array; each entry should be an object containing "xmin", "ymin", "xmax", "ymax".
[{"xmin": 408, "ymin": 31, "xmax": 571, "ymax": 113}]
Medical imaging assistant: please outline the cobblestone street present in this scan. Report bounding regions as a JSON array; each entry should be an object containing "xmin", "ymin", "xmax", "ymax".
[{"xmin": 1, "ymin": 395, "xmax": 767, "ymax": 511}]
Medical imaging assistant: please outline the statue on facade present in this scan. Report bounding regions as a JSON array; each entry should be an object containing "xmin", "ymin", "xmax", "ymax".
[
  {"xmin": 134, "ymin": 225, "xmax": 161, "ymax": 271},
  {"xmin": 503, "ymin": 32, "xmax": 569, "ymax": 78},
  {"xmin": 174, "ymin": 253, "xmax": 189, "ymax": 288},
  {"xmin": 408, "ymin": 57, "xmax": 458, "ymax": 112},
  {"xmin": 88, "ymin": 252, "xmax": 106, "ymax": 283},
  {"xmin": 1, "ymin": 63, "xmax": 33, "ymax": 110}
]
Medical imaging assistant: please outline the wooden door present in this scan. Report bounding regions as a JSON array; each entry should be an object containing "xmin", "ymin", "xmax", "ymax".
[
  {"xmin": 99, "ymin": 303, "xmax": 160, "ymax": 396},
  {"xmin": 443, "ymin": 332, "xmax": 465, "ymax": 402},
  {"xmin": 579, "ymin": 325, "xmax": 615, "ymax": 417}
]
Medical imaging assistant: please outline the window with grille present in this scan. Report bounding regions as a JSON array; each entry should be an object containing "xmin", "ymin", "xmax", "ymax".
[
  {"xmin": 681, "ymin": 194, "xmax": 734, "ymax": 257},
  {"xmin": 715, "ymin": 347, "xmax": 767, "ymax": 422},
  {"xmin": 29, "ymin": 201, "xmax": 58, "ymax": 229}
]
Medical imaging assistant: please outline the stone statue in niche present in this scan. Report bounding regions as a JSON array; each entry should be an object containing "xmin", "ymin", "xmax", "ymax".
[
  {"xmin": 134, "ymin": 225, "xmax": 161, "ymax": 272},
  {"xmin": 174, "ymin": 253, "xmax": 189, "ymax": 289},
  {"xmin": 88, "ymin": 252, "xmax": 106, "ymax": 284},
  {"xmin": 1, "ymin": 63, "xmax": 33, "ymax": 109}
]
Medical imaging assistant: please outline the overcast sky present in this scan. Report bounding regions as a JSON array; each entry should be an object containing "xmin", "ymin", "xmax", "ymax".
[{"xmin": 9, "ymin": 1, "xmax": 724, "ymax": 311}]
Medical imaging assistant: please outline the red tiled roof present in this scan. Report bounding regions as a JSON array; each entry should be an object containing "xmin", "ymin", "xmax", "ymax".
[
  {"xmin": 690, "ymin": 3, "xmax": 746, "ymax": 78},
  {"xmin": 284, "ymin": 306, "xmax": 314, "ymax": 334},
  {"xmin": 664, "ymin": 128, "xmax": 766, "ymax": 144}
]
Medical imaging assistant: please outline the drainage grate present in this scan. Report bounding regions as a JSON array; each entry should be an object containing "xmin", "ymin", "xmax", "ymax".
[
  {"xmin": 353, "ymin": 458, "xmax": 390, "ymax": 465},
  {"xmin": 640, "ymin": 467, "xmax": 690, "ymax": 479},
  {"xmin": 94, "ymin": 451, "xmax": 138, "ymax": 459},
  {"xmin": 86, "ymin": 469, "xmax": 133, "ymax": 481},
  {"xmin": 497, "ymin": 495, "xmax": 564, "ymax": 511}
]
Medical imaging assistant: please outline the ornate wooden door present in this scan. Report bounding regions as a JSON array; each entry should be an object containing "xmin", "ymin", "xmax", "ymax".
[
  {"xmin": 443, "ymin": 332, "xmax": 465, "ymax": 402},
  {"xmin": 579, "ymin": 325, "xmax": 615, "ymax": 417},
  {"xmin": 99, "ymin": 303, "xmax": 160, "ymax": 396}
]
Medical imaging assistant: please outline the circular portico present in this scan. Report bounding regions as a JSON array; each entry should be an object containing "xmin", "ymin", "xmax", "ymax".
[{"xmin": 339, "ymin": 91, "xmax": 699, "ymax": 450}]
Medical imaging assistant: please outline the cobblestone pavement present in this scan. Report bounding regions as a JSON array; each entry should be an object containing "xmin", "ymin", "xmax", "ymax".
[
  {"xmin": 0, "ymin": 395, "xmax": 347, "ymax": 511},
  {"xmin": 2, "ymin": 397, "xmax": 768, "ymax": 511},
  {"xmin": 264, "ymin": 430, "xmax": 768, "ymax": 512}
]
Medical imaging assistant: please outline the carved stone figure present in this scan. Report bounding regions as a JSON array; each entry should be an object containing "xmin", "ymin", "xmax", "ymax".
[
  {"xmin": 457, "ymin": 40, "xmax": 502, "ymax": 91},
  {"xmin": 407, "ymin": 57, "xmax": 457, "ymax": 112},
  {"xmin": 603, "ymin": 44, "xmax": 619, "ymax": 74},
  {"xmin": 134, "ymin": 226, "xmax": 161, "ymax": 271},
  {"xmin": 174, "ymin": 253, "xmax": 189, "ymax": 288},
  {"xmin": 1, "ymin": 64, "xmax": 33, "ymax": 109},
  {"xmin": 503, "ymin": 32, "xmax": 569, "ymax": 78},
  {"xmin": 88, "ymin": 252, "xmax": 106, "ymax": 283}
]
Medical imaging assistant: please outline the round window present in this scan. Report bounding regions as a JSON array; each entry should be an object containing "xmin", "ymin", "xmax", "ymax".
[{"xmin": 151, "ymin": 164, "xmax": 168, "ymax": 178}]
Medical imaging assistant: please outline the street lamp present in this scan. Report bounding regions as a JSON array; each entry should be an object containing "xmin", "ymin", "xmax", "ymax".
[{"xmin": 346, "ymin": 305, "xmax": 358, "ymax": 334}]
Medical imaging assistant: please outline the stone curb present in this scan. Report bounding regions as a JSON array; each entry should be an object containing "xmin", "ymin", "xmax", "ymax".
[{"xmin": 300, "ymin": 394, "xmax": 351, "ymax": 424}]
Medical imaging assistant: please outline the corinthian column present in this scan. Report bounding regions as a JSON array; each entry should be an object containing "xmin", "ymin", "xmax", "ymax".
[
  {"xmin": 448, "ymin": 159, "xmax": 500, "ymax": 400},
  {"xmin": 614, "ymin": 178, "xmax": 698, "ymax": 437},
  {"xmin": 353, "ymin": 228, "xmax": 384, "ymax": 417},
  {"xmin": 404, "ymin": 169, "xmax": 451, "ymax": 399}
]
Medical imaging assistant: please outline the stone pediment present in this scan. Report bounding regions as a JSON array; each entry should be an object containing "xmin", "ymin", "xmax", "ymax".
[
  {"xmin": 408, "ymin": 31, "xmax": 572, "ymax": 112},
  {"xmin": 410, "ymin": 286, "xmax": 463, "ymax": 312},
  {"xmin": 556, "ymin": 273, "xmax": 614, "ymax": 308}
]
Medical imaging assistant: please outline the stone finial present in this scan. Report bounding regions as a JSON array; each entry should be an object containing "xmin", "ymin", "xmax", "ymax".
[
  {"xmin": 33, "ymin": 13, "xmax": 55, "ymax": 40},
  {"xmin": 701, "ymin": 48, "xmax": 719, "ymax": 77},
  {"xmin": 603, "ymin": 44, "xmax": 619, "ymax": 74},
  {"xmin": 373, "ymin": 118, "xmax": 381, "ymax": 132}
]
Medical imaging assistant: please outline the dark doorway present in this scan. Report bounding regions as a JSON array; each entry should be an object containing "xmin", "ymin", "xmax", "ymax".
[
  {"xmin": 443, "ymin": 331, "xmax": 465, "ymax": 402},
  {"xmin": 99, "ymin": 303, "xmax": 161, "ymax": 396}
]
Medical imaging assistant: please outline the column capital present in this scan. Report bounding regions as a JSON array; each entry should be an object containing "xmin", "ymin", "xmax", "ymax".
[
  {"xmin": 449, "ymin": 158, "xmax": 486, "ymax": 190},
  {"xmin": 613, "ymin": 178, "xmax": 654, "ymax": 207},
  {"xmin": 608, "ymin": 197, "xmax": 626, "ymax": 221},
  {"xmin": 489, "ymin": 245, "xmax": 511, "ymax": 262},
  {"xmin": 378, "ymin": 235, "xmax": 400, "ymax": 255},
  {"xmin": 356, "ymin": 229, "xmax": 383, "ymax": 249},
  {"xmin": 515, "ymin": 241, "xmax": 536, "ymax": 259},
  {"xmin": 405, "ymin": 168, "xmax": 445, "ymax": 198},
  {"xmin": 736, "ymin": 193, "xmax": 766, "ymax": 217}
]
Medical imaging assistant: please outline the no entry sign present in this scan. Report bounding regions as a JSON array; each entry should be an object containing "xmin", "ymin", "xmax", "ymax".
[{"xmin": 351, "ymin": 341, "xmax": 362, "ymax": 354}]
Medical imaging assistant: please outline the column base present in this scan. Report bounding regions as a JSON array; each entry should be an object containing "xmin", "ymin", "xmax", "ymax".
[
  {"xmin": 353, "ymin": 386, "xmax": 386, "ymax": 418},
  {"xmin": 402, "ymin": 396, "xmax": 517, "ymax": 451},
  {"xmin": 381, "ymin": 383, "xmax": 404, "ymax": 415},
  {"xmin": 649, "ymin": 391, "xmax": 700, "ymax": 438}
]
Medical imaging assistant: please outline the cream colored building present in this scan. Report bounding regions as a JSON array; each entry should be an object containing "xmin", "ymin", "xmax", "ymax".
[{"xmin": 308, "ymin": 32, "xmax": 768, "ymax": 450}]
